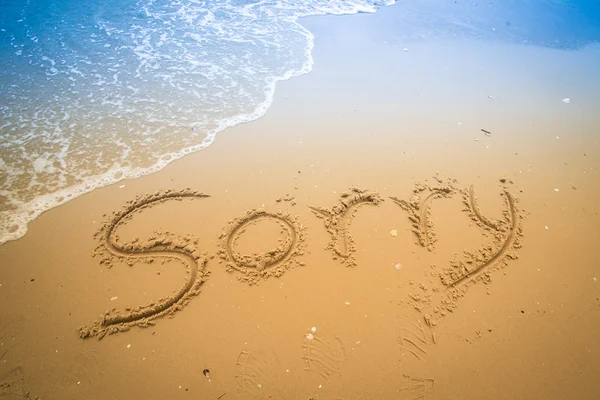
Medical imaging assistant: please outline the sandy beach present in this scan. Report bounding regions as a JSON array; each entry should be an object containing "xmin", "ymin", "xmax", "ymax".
[{"xmin": 2, "ymin": 4, "xmax": 600, "ymax": 400}]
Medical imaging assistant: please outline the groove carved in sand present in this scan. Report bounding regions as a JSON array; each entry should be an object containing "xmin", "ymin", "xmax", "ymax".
[
  {"xmin": 79, "ymin": 189, "xmax": 210, "ymax": 339},
  {"xmin": 441, "ymin": 186, "xmax": 522, "ymax": 287},
  {"xmin": 393, "ymin": 181, "xmax": 524, "ymax": 342},
  {"xmin": 309, "ymin": 188, "xmax": 382, "ymax": 266},
  {"xmin": 302, "ymin": 331, "xmax": 346, "ymax": 379},
  {"xmin": 217, "ymin": 210, "xmax": 305, "ymax": 285},
  {"xmin": 390, "ymin": 178, "xmax": 457, "ymax": 251}
]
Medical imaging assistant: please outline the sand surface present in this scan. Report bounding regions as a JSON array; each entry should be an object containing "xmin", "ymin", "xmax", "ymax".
[{"xmin": 2, "ymin": 7, "xmax": 600, "ymax": 400}]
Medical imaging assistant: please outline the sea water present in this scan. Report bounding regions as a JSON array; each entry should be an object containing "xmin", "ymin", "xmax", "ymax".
[{"xmin": 0, "ymin": 0, "xmax": 394, "ymax": 244}]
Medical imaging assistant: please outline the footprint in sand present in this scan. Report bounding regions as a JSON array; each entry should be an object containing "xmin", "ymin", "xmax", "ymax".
[
  {"xmin": 0, "ymin": 315, "xmax": 24, "ymax": 363},
  {"xmin": 399, "ymin": 374, "xmax": 435, "ymax": 400},
  {"xmin": 59, "ymin": 349, "xmax": 107, "ymax": 389},
  {"xmin": 234, "ymin": 349, "xmax": 284, "ymax": 399},
  {"xmin": 0, "ymin": 366, "xmax": 38, "ymax": 400},
  {"xmin": 397, "ymin": 318, "xmax": 436, "ymax": 361},
  {"xmin": 302, "ymin": 331, "xmax": 346, "ymax": 379}
]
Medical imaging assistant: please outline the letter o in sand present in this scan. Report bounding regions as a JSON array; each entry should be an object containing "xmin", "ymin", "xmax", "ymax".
[{"xmin": 218, "ymin": 210, "xmax": 305, "ymax": 284}]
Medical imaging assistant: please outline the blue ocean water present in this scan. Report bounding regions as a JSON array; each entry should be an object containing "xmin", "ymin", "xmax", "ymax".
[
  {"xmin": 0, "ymin": 0, "xmax": 599, "ymax": 244},
  {"xmin": 0, "ymin": 0, "xmax": 394, "ymax": 243},
  {"xmin": 368, "ymin": 0, "xmax": 600, "ymax": 50}
]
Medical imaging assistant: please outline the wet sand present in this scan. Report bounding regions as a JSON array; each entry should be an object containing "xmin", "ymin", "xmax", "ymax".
[{"xmin": 1, "ymin": 8, "xmax": 600, "ymax": 400}]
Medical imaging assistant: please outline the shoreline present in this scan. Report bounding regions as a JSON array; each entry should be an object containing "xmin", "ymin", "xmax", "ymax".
[{"xmin": 0, "ymin": 2, "xmax": 401, "ymax": 247}]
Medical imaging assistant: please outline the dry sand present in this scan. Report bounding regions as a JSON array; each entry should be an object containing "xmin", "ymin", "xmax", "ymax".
[{"xmin": 1, "ymin": 8, "xmax": 600, "ymax": 400}]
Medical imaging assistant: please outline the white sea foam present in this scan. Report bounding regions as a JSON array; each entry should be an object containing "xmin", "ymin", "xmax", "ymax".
[{"xmin": 0, "ymin": 0, "xmax": 395, "ymax": 245}]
